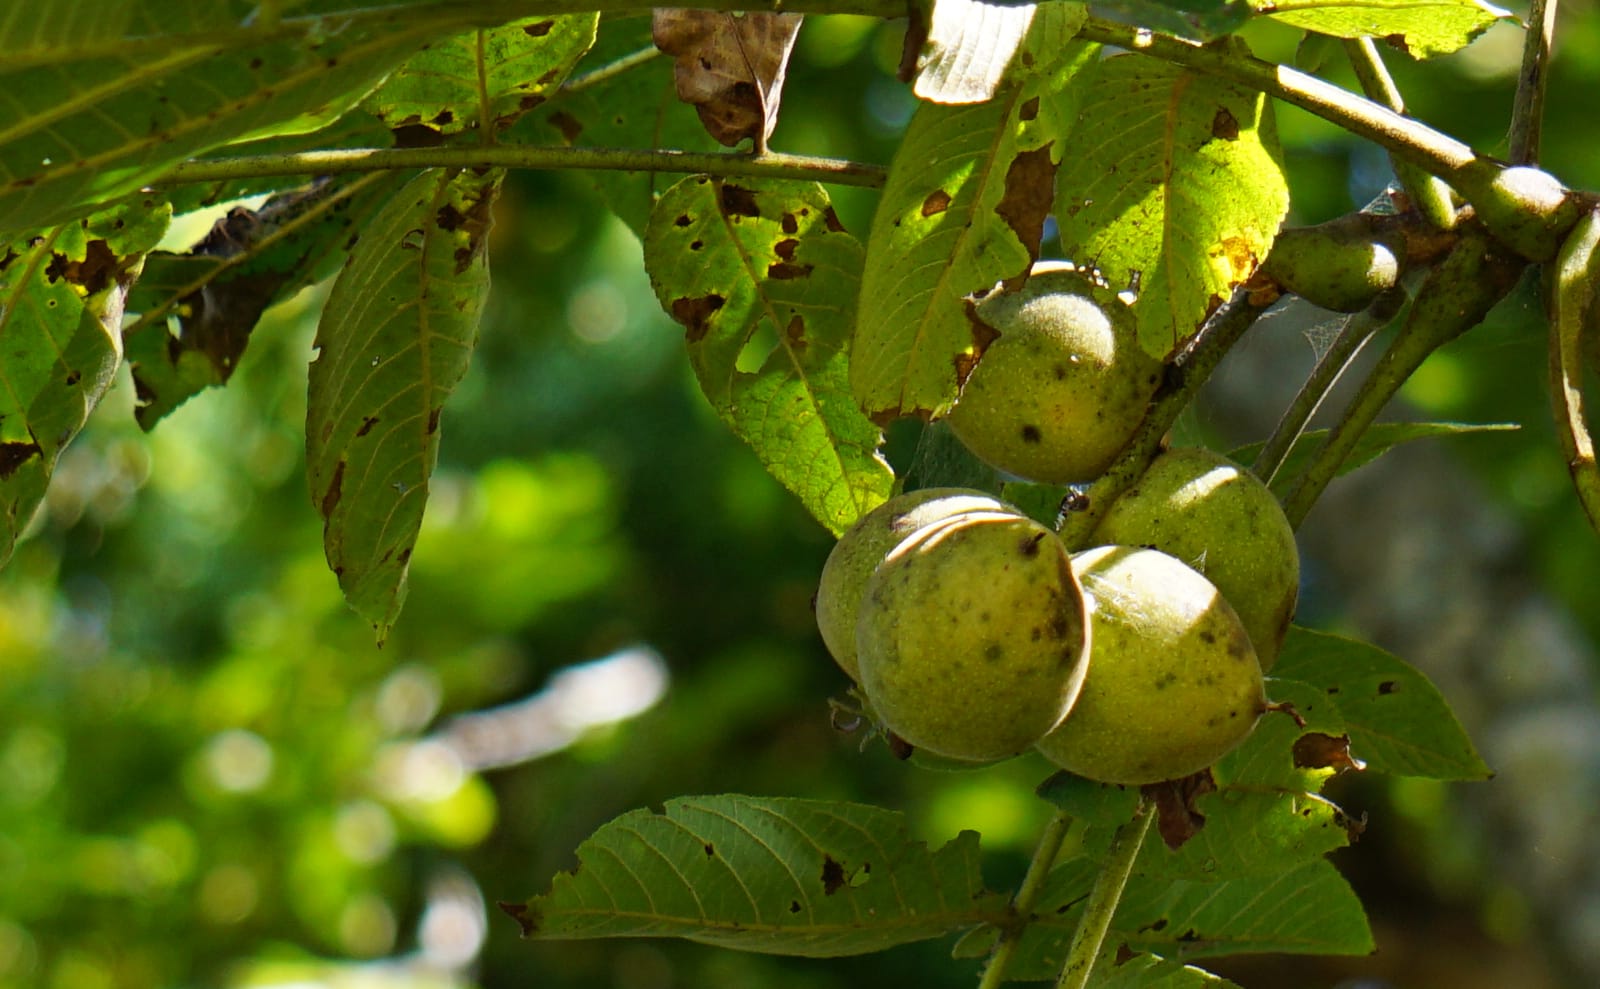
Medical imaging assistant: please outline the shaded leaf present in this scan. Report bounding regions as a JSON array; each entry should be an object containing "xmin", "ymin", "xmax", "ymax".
[
  {"xmin": 652, "ymin": 10, "xmax": 802, "ymax": 149},
  {"xmin": 1036, "ymin": 771, "xmax": 1141, "ymax": 827},
  {"xmin": 0, "ymin": 9, "xmax": 444, "ymax": 235},
  {"xmin": 1093, "ymin": 950, "xmax": 1241, "ymax": 987},
  {"xmin": 644, "ymin": 175, "xmax": 892, "ymax": 535},
  {"xmin": 0, "ymin": 196, "xmax": 170, "ymax": 564},
  {"xmin": 852, "ymin": 8, "xmax": 1096, "ymax": 422},
  {"xmin": 525, "ymin": 23, "xmax": 715, "ymax": 238},
  {"xmin": 126, "ymin": 172, "xmax": 401, "ymax": 428},
  {"xmin": 306, "ymin": 167, "xmax": 500, "ymax": 638},
  {"xmin": 913, "ymin": 0, "xmax": 1087, "ymax": 105},
  {"xmin": 1229, "ymin": 420, "xmax": 1519, "ymax": 497},
  {"xmin": 1056, "ymin": 53, "xmax": 1288, "ymax": 359},
  {"xmin": 1091, "ymin": 0, "xmax": 1254, "ymax": 40},
  {"xmin": 1262, "ymin": 0, "xmax": 1511, "ymax": 58},
  {"xmin": 363, "ymin": 15, "xmax": 598, "ymax": 140},
  {"xmin": 503, "ymin": 795, "xmax": 1004, "ymax": 956},
  {"xmin": 1268, "ymin": 626, "xmax": 1492, "ymax": 780}
]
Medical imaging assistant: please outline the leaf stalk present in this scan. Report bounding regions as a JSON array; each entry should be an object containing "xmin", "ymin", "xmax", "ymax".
[
  {"xmin": 1053, "ymin": 798, "xmax": 1152, "ymax": 989},
  {"xmin": 977, "ymin": 812, "xmax": 1075, "ymax": 989}
]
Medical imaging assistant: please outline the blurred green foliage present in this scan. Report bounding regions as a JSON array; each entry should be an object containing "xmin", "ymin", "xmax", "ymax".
[{"xmin": 3, "ymin": 8, "xmax": 1599, "ymax": 989}]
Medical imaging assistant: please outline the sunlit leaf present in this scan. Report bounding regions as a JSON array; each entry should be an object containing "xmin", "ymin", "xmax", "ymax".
[
  {"xmin": 644, "ymin": 175, "xmax": 892, "ymax": 535},
  {"xmin": 1268, "ymin": 626, "xmax": 1491, "ymax": 780},
  {"xmin": 126, "ymin": 172, "xmax": 401, "ymax": 428},
  {"xmin": 1056, "ymin": 53, "xmax": 1288, "ymax": 359},
  {"xmin": 0, "ymin": 196, "xmax": 170, "ymax": 564},
  {"xmin": 306, "ymin": 167, "xmax": 501, "ymax": 638},
  {"xmin": 363, "ymin": 14, "xmax": 598, "ymax": 140},
  {"xmin": 503, "ymin": 795, "xmax": 1005, "ymax": 955},
  {"xmin": 913, "ymin": 0, "xmax": 1088, "ymax": 105},
  {"xmin": 1228, "ymin": 421, "xmax": 1520, "ymax": 497},
  {"xmin": 1261, "ymin": 0, "xmax": 1511, "ymax": 58},
  {"xmin": 852, "ymin": 7, "xmax": 1096, "ymax": 422}
]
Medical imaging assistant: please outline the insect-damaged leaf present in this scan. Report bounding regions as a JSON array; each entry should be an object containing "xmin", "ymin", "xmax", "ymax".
[
  {"xmin": 0, "ymin": 196, "xmax": 170, "ymax": 565},
  {"xmin": 501, "ymin": 795, "xmax": 1005, "ymax": 955},
  {"xmin": 644, "ymin": 176, "xmax": 892, "ymax": 535},
  {"xmin": 852, "ymin": 6, "xmax": 1095, "ymax": 423},
  {"xmin": 126, "ymin": 172, "xmax": 401, "ymax": 428},
  {"xmin": 651, "ymin": 9, "xmax": 802, "ymax": 150},
  {"xmin": 363, "ymin": 14, "xmax": 598, "ymax": 141},
  {"xmin": 306, "ymin": 167, "xmax": 500, "ymax": 640},
  {"xmin": 1056, "ymin": 53, "xmax": 1288, "ymax": 360},
  {"xmin": 1262, "ymin": 0, "xmax": 1511, "ymax": 58}
]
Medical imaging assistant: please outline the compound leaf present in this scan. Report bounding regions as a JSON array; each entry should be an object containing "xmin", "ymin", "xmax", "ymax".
[
  {"xmin": 0, "ymin": 196, "xmax": 170, "ymax": 564},
  {"xmin": 645, "ymin": 175, "xmax": 892, "ymax": 536},
  {"xmin": 1056, "ymin": 53, "xmax": 1288, "ymax": 359},
  {"xmin": 853, "ymin": 7, "xmax": 1095, "ymax": 422},
  {"xmin": 1262, "ymin": 1, "xmax": 1511, "ymax": 58},
  {"xmin": 502, "ymin": 795, "xmax": 1004, "ymax": 956},
  {"xmin": 306, "ymin": 167, "xmax": 500, "ymax": 639}
]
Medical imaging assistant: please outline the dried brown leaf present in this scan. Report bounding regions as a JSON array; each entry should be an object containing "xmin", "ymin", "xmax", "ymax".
[{"xmin": 652, "ymin": 9, "xmax": 802, "ymax": 150}]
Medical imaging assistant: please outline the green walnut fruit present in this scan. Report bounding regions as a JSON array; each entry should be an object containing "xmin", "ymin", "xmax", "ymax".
[
  {"xmin": 1261, "ymin": 217, "xmax": 1402, "ymax": 313},
  {"xmin": 1090, "ymin": 447, "xmax": 1298, "ymax": 670},
  {"xmin": 946, "ymin": 264, "xmax": 1163, "ymax": 484},
  {"xmin": 1035, "ymin": 545, "xmax": 1267, "ymax": 785},
  {"xmin": 816, "ymin": 488, "xmax": 1011, "ymax": 682},
  {"xmin": 856, "ymin": 510, "xmax": 1090, "ymax": 762}
]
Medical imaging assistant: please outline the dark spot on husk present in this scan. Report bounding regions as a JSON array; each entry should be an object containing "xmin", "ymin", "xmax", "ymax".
[{"xmin": 1020, "ymin": 424, "xmax": 1042, "ymax": 443}]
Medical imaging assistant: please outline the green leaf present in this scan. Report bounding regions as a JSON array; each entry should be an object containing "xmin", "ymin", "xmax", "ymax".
[
  {"xmin": 1055, "ymin": 53, "xmax": 1289, "ymax": 359},
  {"xmin": 502, "ymin": 795, "xmax": 1005, "ymax": 956},
  {"xmin": 363, "ymin": 15, "xmax": 598, "ymax": 139},
  {"xmin": 523, "ymin": 25, "xmax": 714, "ymax": 237},
  {"xmin": 1229, "ymin": 420, "xmax": 1520, "ymax": 497},
  {"xmin": 851, "ymin": 10, "xmax": 1096, "ymax": 422},
  {"xmin": 644, "ymin": 175, "xmax": 892, "ymax": 536},
  {"xmin": 126, "ymin": 172, "xmax": 401, "ymax": 428},
  {"xmin": 1116, "ymin": 859, "xmax": 1374, "ymax": 959},
  {"xmin": 0, "ymin": 8, "xmax": 452, "ymax": 235},
  {"xmin": 1261, "ymin": 1, "xmax": 1511, "ymax": 58},
  {"xmin": 1094, "ymin": 951, "xmax": 1241, "ymax": 987},
  {"xmin": 1035, "ymin": 771, "xmax": 1141, "ymax": 827},
  {"xmin": 306, "ymin": 167, "xmax": 500, "ymax": 638},
  {"xmin": 988, "ymin": 858, "xmax": 1370, "ymax": 978},
  {"xmin": 0, "ymin": 196, "xmax": 170, "ymax": 564},
  {"xmin": 1269, "ymin": 626, "xmax": 1492, "ymax": 781},
  {"xmin": 1092, "ymin": 0, "xmax": 1255, "ymax": 40},
  {"xmin": 913, "ymin": 0, "xmax": 1088, "ymax": 105}
]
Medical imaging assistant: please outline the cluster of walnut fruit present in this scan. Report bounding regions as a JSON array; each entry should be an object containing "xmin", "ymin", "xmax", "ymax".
[{"xmin": 817, "ymin": 265, "xmax": 1299, "ymax": 784}]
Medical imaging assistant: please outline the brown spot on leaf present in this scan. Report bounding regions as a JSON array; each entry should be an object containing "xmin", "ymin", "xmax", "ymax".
[
  {"xmin": 46, "ymin": 239, "xmax": 119, "ymax": 294},
  {"xmin": 320, "ymin": 461, "xmax": 345, "ymax": 516},
  {"xmin": 789, "ymin": 900, "xmax": 801, "ymax": 913},
  {"xmin": 820, "ymin": 855, "xmax": 847, "ymax": 895},
  {"xmin": 774, "ymin": 238, "xmax": 799, "ymax": 261},
  {"xmin": 547, "ymin": 111, "xmax": 582, "ymax": 143},
  {"xmin": 355, "ymin": 416, "xmax": 380, "ymax": 438},
  {"xmin": 783, "ymin": 314, "xmax": 806, "ymax": 346},
  {"xmin": 391, "ymin": 123, "xmax": 445, "ymax": 148},
  {"xmin": 1378, "ymin": 680, "xmax": 1398, "ymax": 695},
  {"xmin": 1211, "ymin": 107, "xmax": 1239, "ymax": 141},
  {"xmin": 524, "ymin": 19, "xmax": 555, "ymax": 36},
  {"xmin": 427, "ymin": 408, "xmax": 442, "ymax": 434},
  {"xmin": 719, "ymin": 183, "xmax": 761, "ymax": 218},
  {"xmin": 0, "ymin": 441, "xmax": 41, "ymax": 479},
  {"xmin": 921, "ymin": 189, "xmax": 952, "ymax": 218},
  {"xmin": 780, "ymin": 212, "xmax": 798, "ymax": 234},
  {"xmin": 703, "ymin": 842, "xmax": 715, "ymax": 856},
  {"xmin": 1144, "ymin": 770, "xmax": 1217, "ymax": 850},
  {"xmin": 436, "ymin": 204, "xmax": 468, "ymax": 231},
  {"xmin": 1293, "ymin": 732, "xmax": 1367, "ymax": 773},
  {"xmin": 498, "ymin": 900, "xmax": 539, "ymax": 936},
  {"xmin": 995, "ymin": 145, "xmax": 1055, "ymax": 257},
  {"xmin": 670, "ymin": 294, "xmax": 725, "ymax": 341},
  {"xmin": 65, "ymin": 370, "xmax": 81, "ymax": 386},
  {"xmin": 1018, "ymin": 96, "xmax": 1040, "ymax": 122},
  {"xmin": 767, "ymin": 260, "xmax": 812, "ymax": 280},
  {"xmin": 822, "ymin": 206, "xmax": 845, "ymax": 233}
]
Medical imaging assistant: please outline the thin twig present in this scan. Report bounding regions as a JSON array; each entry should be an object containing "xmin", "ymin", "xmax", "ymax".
[
  {"xmin": 155, "ymin": 145, "xmax": 888, "ymax": 189},
  {"xmin": 1053, "ymin": 799, "xmax": 1152, "ymax": 989},
  {"xmin": 977, "ymin": 812, "xmax": 1075, "ymax": 989},
  {"xmin": 1510, "ymin": 0, "xmax": 1559, "ymax": 165},
  {"xmin": 561, "ymin": 45, "xmax": 663, "ymax": 94},
  {"xmin": 1252, "ymin": 291, "xmax": 1402, "ymax": 488}
]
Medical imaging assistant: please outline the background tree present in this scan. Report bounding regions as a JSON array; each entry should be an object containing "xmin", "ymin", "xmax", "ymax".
[{"xmin": 1, "ymin": 2, "xmax": 1598, "ymax": 988}]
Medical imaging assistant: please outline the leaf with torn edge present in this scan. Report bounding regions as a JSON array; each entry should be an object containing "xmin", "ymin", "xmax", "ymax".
[
  {"xmin": 652, "ymin": 9, "xmax": 802, "ymax": 150},
  {"xmin": 644, "ymin": 175, "xmax": 892, "ymax": 535},
  {"xmin": 0, "ymin": 196, "xmax": 170, "ymax": 564},
  {"xmin": 502, "ymin": 795, "xmax": 1005, "ymax": 955},
  {"xmin": 306, "ymin": 167, "xmax": 501, "ymax": 640}
]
